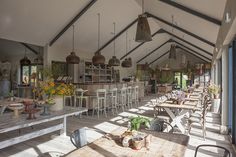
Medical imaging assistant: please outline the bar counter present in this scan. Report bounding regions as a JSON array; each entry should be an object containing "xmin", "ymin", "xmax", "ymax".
[{"xmin": 76, "ymin": 82, "xmax": 145, "ymax": 109}]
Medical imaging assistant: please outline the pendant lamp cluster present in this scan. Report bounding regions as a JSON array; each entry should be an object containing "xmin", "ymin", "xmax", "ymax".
[
  {"xmin": 92, "ymin": 13, "xmax": 105, "ymax": 65},
  {"xmin": 169, "ymin": 15, "xmax": 177, "ymax": 59},
  {"xmin": 108, "ymin": 22, "xmax": 120, "ymax": 66},
  {"xmin": 121, "ymin": 31, "xmax": 132, "ymax": 68},
  {"xmin": 135, "ymin": 0, "xmax": 152, "ymax": 42},
  {"xmin": 66, "ymin": 25, "xmax": 80, "ymax": 64},
  {"xmin": 20, "ymin": 47, "xmax": 31, "ymax": 65}
]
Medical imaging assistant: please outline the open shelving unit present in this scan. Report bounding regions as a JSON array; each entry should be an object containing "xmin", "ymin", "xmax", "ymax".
[{"xmin": 80, "ymin": 61, "xmax": 115, "ymax": 83}]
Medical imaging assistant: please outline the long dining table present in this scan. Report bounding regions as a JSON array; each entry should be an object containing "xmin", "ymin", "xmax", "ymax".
[
  {"xmin": 155, "ymin": 100, "xmax": 198, "ymax": 133},
  {"xmin": 66, "ymin": 127, "xmax": 189, "ymax": 157}
]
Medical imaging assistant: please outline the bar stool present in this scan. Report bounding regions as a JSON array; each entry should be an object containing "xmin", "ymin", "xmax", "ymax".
[
  {"xmin": 63, "ymin": 95, "xmax": 73, "ymax": 107},
  {"xmin": 133, "ymin": 86, "xmax": 139, "ymax": 107},
  {"xmin": 74, "ymin": 88, "xmax": 89, "ymax": 116},
  {"xmin": 92, "ymin": 89, "xmax": 107, "ymax": 118},
  {"xmin": 110, "ymin": 88, "xmax": 118, "ymax": 115},
  {"xmin": 119, "ymin": 87, "xmax": 127, "ymax": 111},
  {"xmin": 127, "ymin": 86, "xmax": 133, "ymax": 109}
]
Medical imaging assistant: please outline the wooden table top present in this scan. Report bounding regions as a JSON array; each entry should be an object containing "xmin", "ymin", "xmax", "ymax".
[
  {"xmin": 66, "ymin": 127, "xmax": 189, "ymax": 157},
  {"xmin": 0, "ymin": 107, "xmax": 87, "ymax": 133},
  {"xmin": 156, "ymin": 102, "xmax": 196, "ymax": 110}
]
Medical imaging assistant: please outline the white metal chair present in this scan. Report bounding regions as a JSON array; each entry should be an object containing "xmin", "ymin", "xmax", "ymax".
[
  {"xmin": 127, "ymin": 86, "xmax": 133, "ymax": 109},
  {"xmin": 74, "ymin": 88, "xmax": 89, "ymax": 116},
  {"xmin": 188, "ymin": 95, "xmax": 209, "ymax": 140},
  {"xmin": 133, "ymin": 86, "xmax": 139, "ymax": 107},
  {"xmin": 63, "ymin": 95, "xmax": 73, "ymax": 107},
  {"xmin": 194, "ymin": 144, "xmax": 231, "ymax": 157},
  {"xmin": 92, "ymin": 89, "xmax": 107, "ymax": 118},
  {"xmin": 110, "ymin": 88, "xmax": 118, "ymax": 115},
  {"xmin": 119, "ymin": 87, "xmax": 127, "ymax": 111}
]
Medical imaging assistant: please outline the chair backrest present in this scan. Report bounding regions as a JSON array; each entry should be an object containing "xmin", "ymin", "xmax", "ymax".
[
  {"xmin": 120, "ymin": 87, "xmax": 127, "ymax": 104},
  {"xmin": 127, "ymin": 86, "xmax": 132, "ymax": 95},
  {"xmin": 201, "ymin": 95, "xmax": 211, "ymax": 119},
  {"xmin": 110, "ymin": 88, "xmax": 118, "ymax": 103},
  {"xmin": 110, "ymin": 88, "xmax": 118, "ymax": 96},
  {"xmin": 134, "ymin": 86, "xmax": 139, "ymax": 100},
  {"xmin": 194, "ymin": 144, "xmax": 231, "ymax": 157},
  {"xmin": 96, "ymin": 89, "xmax": 106, "ymax": 100},
  {"xmin": 75, "ymin": 88, "xmax": 87, "ymax": 97}
]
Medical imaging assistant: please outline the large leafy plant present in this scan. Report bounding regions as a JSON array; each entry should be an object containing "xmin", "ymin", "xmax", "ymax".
[{"xmin": 130, "ymin": 116, "xmax": 150, "ymax": 131}]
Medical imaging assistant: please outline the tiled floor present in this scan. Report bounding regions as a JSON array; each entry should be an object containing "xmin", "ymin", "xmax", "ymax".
[{"xmin": 0, "ymin": 96, "xmax": 235, "ymax": 157}]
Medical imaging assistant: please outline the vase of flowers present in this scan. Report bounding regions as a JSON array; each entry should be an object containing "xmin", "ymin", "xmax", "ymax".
[
  {"xmin": 208, "ymin": 83, "xmax": 221, "ymax": 113},
  {"xmin": 40, "ymin": 104, "xmax": 51, "ymax": 116},
  {"xmin": 208, "ymin": 83, "xmax": 221, "ymax": 99},
  {"xmin": 37, "ymin": 78, "xmax": 66, "ymax": 112}
]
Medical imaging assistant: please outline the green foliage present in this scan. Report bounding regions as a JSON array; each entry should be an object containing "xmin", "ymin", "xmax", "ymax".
[
  {"xmin": 129, "ymin": 116, "xmax": 150, "ymax": 131},
  {"xmin": 39, "ymin": 66, "xmax": 53, "ymax": 79},
  {"xmin": 159, "ymin": 74, "xmax": 173, "ymax": 84},
  {"xmin": 208, "ymin": 84, "xmax": 221, "ymax": 95}
]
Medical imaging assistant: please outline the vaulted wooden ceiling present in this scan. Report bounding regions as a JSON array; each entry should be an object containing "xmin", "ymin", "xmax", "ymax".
[{"xmin": 0, "ymin": 0, "xmax": 230, "ymax": 66}]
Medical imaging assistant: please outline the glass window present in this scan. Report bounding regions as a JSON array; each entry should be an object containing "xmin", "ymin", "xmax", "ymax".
[
  {"xmin": 21, "ymin": 65, "xmax": 30, "ymax": 85},
  {"xmin": 21, "ymin": 64, "xmax": 42, "ymax": 86}
]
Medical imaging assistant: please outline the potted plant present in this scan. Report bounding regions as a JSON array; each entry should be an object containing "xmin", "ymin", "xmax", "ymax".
[
  {"xmin": 208, "ymin": 83, "xmax": 221, "ymax": 113},
  {"xmin": 130, "ymin": 116, "xmax": 150, "ymax": 131},
  {"xmin": 129, "ymin": 116, "xmax": 150, "ymax": 150},
  {"xmin": 36, "ymin": 78, "xmax": 67, "ymax": 113},
  {"xmin": 208, "ymin": 84, "xmax": 221, "ymax": 99}
]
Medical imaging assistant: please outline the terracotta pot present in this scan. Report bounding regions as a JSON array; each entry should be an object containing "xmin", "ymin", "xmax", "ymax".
[
  {"xmin": 214, "ymin": 94, "xmax": 220, "ymax": 99},
  {"xmin": 132, "ymin": 137, "xmax": 144, "ymax": 150}
]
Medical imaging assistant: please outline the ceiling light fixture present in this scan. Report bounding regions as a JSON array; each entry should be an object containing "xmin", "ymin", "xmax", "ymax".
[
  {"xmin": 108, "ymin": 22, "xmax": 120, "ymax": 66},
  {"xmin": 66, "ymin": 25, "xmax": 80, "ymax": 64},
  {"xmin": 20, "ymin": 47, "xmax": 31, "ymax": 65},
  {"xmin": 135, "ymin": 0, "xmax": 152, "ymax": 42},
  {"xmin": 92, "ymin": 13, "xmax": 105, "ymax": 65},
  {"xmin": 122, "ymin": 32, "xmax": 132, "ymax": 68}
]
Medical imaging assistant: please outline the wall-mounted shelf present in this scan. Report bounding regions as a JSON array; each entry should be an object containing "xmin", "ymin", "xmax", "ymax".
[{"xmin": 79, "ymin": 60, "xmax": 118, "ymax": 83}]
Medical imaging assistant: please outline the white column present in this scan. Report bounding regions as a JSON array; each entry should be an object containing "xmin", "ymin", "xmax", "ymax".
[
  {"xmin": 43, "ymin": 44, "xmax": 50, "ymax": 67},
  {"xmin": 220, "ymin": 46, "xmax": 229, "ymax": 134},
  {"xmin": 215, "ymin": 60, "xmax": 219, "ymax": 85},
  {"xmin": 211, "ymin": 65, "xmax": 214, "ymax": 83}
]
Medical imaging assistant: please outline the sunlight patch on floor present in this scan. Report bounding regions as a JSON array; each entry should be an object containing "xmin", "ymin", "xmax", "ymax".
[
  {"xmin": 116, "ymin": 118, "xmax": 129, "ymax": 124},
  {"xmin": 109, "ymin": 116, "xmax": 123, "ymax": 122},
  {"xmin": 118, "ymin": 112, "xmax": 139, "ymax": 118},
  {"xmin": 10, "ymin": 148, "xmax": 38, "ymax": 157},
  {"xmin": 94, "ymin": 121, "xmax": 120, "ymax": 134},
  {"xmin": 138, "ymin": 106, "xmax": 154, "ymax": 111},
  {"xmin": 109, "ymin": 116, "xmax": 129, "ymax": 124}
]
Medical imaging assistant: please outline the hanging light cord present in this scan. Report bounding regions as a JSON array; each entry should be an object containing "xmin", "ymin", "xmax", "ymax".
[
  {"xmin": 97, "ymin": 13, "xmax": 100, "ymax": 50},
  {"xmin": 24, "ymin": 47, "xmax": 26, "ymax": 57},
  {"xmin": 72, "ymin": 25, "xmax": 75, "ymax": 52},
  {"xmin": 142, "ymin": 0, "xmax": 144, "ymax": 14},
  {"xmin": 113, "ymin": 22, "xmax": 116, "ymax": 56}
]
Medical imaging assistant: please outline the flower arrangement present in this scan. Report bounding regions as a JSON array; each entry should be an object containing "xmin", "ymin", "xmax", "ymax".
[
  {"xmin": 208, "ymin": 83, "xmax": 221, "ymax": 98},
  {"xmin": 37, "ymin": 79, "xmax": 63, "ymax": 104}
]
